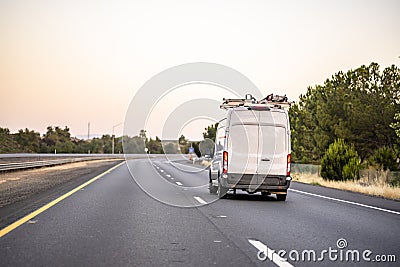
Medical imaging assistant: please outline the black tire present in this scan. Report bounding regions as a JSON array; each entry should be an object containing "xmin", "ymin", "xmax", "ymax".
[
  {"xmin": 209, "ymin": 183, "xmax": 217, "ymax": 194},
  {"xmin": 217, "ymin": 179, "xmax": 228, "ymax": 199},
  {"xmin": 276, "ymin": 194, "xmax": 287, "ymax": 201},
  {"xmin": 261, "ymin": 192, "xmax": 270, "ymax": 197},
  {"xmin": 209, "ymin": 169, "xmax": 217, "ymax": 194}
]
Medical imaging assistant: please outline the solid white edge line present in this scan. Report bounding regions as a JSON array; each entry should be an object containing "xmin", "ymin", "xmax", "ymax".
[
  {"xmin": 193, "ymin": 196, "xmax": 207, "ymax": 205},
  {"xmin": 176, "ymin": 182, "xmax": 183, "ymax": 186},
  {"xmin": 248, "ymin": 239, "xmax": 293, "ymax": 267},
  {"xmin": 289, "ymin": 188, "xmax": 400, "ymax": 215}
]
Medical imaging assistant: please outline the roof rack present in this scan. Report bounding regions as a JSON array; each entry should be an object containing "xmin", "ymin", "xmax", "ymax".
[{"xmin": 220, "ymin": 93, "xmax": 292, "ymax": 110}]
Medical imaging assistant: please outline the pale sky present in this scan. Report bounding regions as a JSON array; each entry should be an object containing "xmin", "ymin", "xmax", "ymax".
[{"xmin": 1, "ymin": 0, "xmax": 399, "ymax": 140}]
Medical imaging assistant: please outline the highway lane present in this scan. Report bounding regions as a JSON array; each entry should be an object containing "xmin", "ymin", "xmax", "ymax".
[
  {"xmin": 126, "ymin": 158, "xmax": 219, "ymax": 207},
  {"xmin": 1, "ymin": 156, "xmax": 399, "ymax": 266}
]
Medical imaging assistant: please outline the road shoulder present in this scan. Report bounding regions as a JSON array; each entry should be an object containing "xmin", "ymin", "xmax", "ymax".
[
  {"xmin": 0, "ymin": 159, "xmax": 124, "ymax": 229},
  {"xmin": 290, "ymin": 181, "xmax": 400, "ymax": 213}
]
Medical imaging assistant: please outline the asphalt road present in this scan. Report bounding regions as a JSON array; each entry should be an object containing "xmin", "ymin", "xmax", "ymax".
[{"xmin": 1, "ymin": 156, "xmax": 399, "ymax": 266}]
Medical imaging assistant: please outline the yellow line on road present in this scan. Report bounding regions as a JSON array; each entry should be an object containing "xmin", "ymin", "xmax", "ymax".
[{"xmin": 0, "ymin": 161, "xmax": 126, "ymax": 238}]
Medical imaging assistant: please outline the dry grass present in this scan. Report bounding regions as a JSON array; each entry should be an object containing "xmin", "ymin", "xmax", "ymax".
[{"xmin": 292, "ymin": 172, "xmax": 400, "ymax": 200}]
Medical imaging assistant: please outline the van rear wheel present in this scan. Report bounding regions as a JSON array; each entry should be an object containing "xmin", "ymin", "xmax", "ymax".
[
  {"xmin": 209, "ymin": 183, "xmax": 217, "ymax": 194},
  {"xmin": 209, "ymin": 170, "xmax": 217, "ymax": 194},
  {"xmin": 276, "ymin": 194, "xmax": 287, "ymax": 201},
  {"xmin": 261, "ymin": 192, "xmax": 271, "ymax": 197},
  {"xmin": 217, "ymin": 180, "xmax": 228, "ymax": 199}
]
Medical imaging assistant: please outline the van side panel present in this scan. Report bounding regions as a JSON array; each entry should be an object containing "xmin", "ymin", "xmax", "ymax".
[{"xmin": 210, "ymin": 125, "xmax": 226, "ymax": 180}]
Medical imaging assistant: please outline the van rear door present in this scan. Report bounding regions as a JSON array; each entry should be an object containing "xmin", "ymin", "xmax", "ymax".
[
  {"xmin": 257, "ymin": 111, "xmax": 288, "ymax": 181},
  {"xmin": 227, "ymin": 110, "xmax": 258, "ymax": 177}
]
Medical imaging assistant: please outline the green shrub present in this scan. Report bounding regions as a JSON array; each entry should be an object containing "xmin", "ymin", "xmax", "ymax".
[
  {"xmin": 321, "ymin": 139, "xmax": 360, "ymax": 181},
  {"xmin": 369, "ymin": 146, "xmax": 399, "ymax": 171}
]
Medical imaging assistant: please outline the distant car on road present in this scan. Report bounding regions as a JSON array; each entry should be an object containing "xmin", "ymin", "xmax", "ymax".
[
  {"xmin": 209, "ymin": 95, "xmax": 292, "ymax": 201},
  {"xmin": 203, "ymin": 154, "xmax": 211, "ymax": 160}
]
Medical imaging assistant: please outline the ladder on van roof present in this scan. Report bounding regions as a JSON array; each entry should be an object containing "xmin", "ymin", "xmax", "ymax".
[{"xmin": 220, "ymin": 94, "xmax": 293, "ymax": 110}]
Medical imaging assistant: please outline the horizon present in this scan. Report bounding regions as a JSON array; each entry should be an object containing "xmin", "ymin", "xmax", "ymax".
[{"xmin": 1, "ymin": 126, "xmax": 207, "ymax": 142}]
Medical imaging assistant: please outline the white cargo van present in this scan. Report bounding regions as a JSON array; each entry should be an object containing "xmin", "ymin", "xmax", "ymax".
[{"xmin": 209, "ymin": 95, "xmax": 292, "ymax": 201}]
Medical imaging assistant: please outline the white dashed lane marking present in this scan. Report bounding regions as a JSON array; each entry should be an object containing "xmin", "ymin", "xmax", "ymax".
[
  {"xmin": 248, "ymin": 239, "xmax": 293, "ymax": 267},
  {"xmin": 193, "ymin": 196, "xmax": 207, "ymax": 205}
]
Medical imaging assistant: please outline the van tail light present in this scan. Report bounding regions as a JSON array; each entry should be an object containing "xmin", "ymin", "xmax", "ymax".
[
  {"xmin": 286, "ymin": 154, "xmax": 291, "ymax": 177},
  {"xmin": 223, "ymin": 151, "xmax": 228, "ymax": 174}
]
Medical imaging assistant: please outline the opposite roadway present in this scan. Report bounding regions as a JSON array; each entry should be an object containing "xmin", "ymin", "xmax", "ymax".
[{"xmin": 1, "ymin": 156, "xmax": 399, "ymax": 266}]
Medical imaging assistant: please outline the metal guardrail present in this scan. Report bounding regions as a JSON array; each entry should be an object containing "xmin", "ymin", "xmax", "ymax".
[
  {"xmin": 0, "ymin": 153, "xmax": 189, "ymax": 172},
  {"xmin": 0, "ymin": 157, "xmax": 103, "ymax": 172}
]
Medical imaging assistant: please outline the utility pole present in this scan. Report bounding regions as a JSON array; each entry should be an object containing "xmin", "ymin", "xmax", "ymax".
[
  {"xmin": 112, "ymin": 122, "xmax": 123, "ymax": 154},
  {"xmin": 87, "ymin": 122, "xmax": 90, "ymax": 140}
]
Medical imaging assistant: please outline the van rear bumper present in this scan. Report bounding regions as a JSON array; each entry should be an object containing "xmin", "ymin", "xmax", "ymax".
[{"xmin": 221, "ymin": 173, "xmax": 291, "ymax": 191}]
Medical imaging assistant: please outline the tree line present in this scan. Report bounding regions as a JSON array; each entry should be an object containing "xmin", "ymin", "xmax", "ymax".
[
  {"xmin": 0, "ymin": 126, "xmax": 210, "ymax": 156},
  {"xmin": 0, "ymin": 126, "xmax": 125, "ymax": 154},
  {"xmin": 289, "ymin": 62, "xmax": 399, "ymax": 172},
  {"xmin": 123, "ymin": 129, "xmax": 214, "ymax": 157}
]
